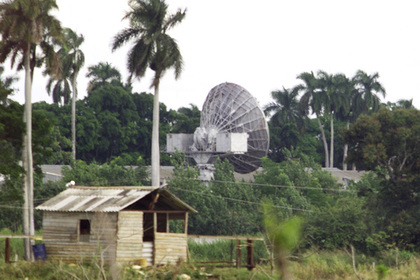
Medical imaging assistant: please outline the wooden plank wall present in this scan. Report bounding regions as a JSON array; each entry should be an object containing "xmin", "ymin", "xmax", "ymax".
[
  {"xmin": 154, "ymin": 232, "xmax": 187, "ymax": 265},
  {"xmin": 116, "ymin": 211, "xmax": 143, "ymax": 263},
  {"xmin": 42, "ymin": 212, "xmax": 118, "ymax": 264}
]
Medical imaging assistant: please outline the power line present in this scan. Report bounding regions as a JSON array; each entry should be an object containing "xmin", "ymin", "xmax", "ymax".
[
  {"xmin": 169, "ymin": 186, "xmax": 313, "ymax": 213},
  {"xmin": 208, "ymin": 179, "xmax": 353, "ymax": 193}
]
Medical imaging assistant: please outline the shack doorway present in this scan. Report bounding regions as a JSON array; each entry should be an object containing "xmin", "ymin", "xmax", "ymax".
[
  {"xmin": 143, "ymin": 213, "xmax": 154, "ymax": 241},
  {"xmin": 142, "ymin": 213, "xmax": 154, "ymax": 265}
]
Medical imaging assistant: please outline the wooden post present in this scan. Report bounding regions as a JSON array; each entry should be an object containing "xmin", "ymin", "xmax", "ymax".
[
  {"xmin": 184, "ymin": 212, "xmax": 189, "ymax": 235},
  {"xmin": 236, "ymin": 239, "xmax": 241, "ymax": 268},
  {"xmin": 247, "ymin": 239, "xmax": 254, "ymax": 270},
  {"xmin": 166, "ymin": 213, "xmax": 169, "ymax": 233},
  {"xmin": 5, "ymin": 238, "xmax": 10, "ymax": 264}
]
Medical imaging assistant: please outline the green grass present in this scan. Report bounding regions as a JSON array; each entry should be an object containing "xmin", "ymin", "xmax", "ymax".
[
  {"xmin": 0, "ymin": 235, "xmax": 419, "ymax": 279},
  {"xmin": 0, "ymin": 257, "xmax": 419, "ymax": 280},
  {"xmin": 188, "ymin": 239, "xmax": 268, "ymax": 264},
  {"xmin": 0, "ymin": 228, "xmax": 24, "ymax": 260},
  {"xmin": 0, "ymin": 228, "xmax": 43, "ymax": 261}
]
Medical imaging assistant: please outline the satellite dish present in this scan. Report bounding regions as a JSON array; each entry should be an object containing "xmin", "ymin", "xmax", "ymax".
[
  {"xmin": 199, "ymin": 82, "xmax": 269, "ymax": 173},
  {"xmin": 167, "ymin": 82, "xmax": 269, "ymax": 180}
]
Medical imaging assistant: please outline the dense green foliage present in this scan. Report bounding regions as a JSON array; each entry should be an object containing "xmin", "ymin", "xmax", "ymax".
[
  {"xmin": 345, "ymin": 108, "xmax": 420, "ymax": 251},
  {"xmin": 61, "ymin": 159, "xmax": 149, "ymax": 186},
  {"xmin": 30, "ymin": 64, "xmax": 200, "ymax": 165}
]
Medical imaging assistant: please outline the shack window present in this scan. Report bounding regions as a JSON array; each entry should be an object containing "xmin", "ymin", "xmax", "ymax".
[
  {"xmin": 169, "ymin": 213, "xmax": 186, "ymax": 233},
  {"xmin": 155, "ymin": 213, "xmax": 186, "ymax": 234},
  {"xmin": 79, "ymin": 219, "xmax": 91, "ymax": 242},
  {"xmin": 156, "ymin": 213, "xmax": 167, "ymax": 232}
]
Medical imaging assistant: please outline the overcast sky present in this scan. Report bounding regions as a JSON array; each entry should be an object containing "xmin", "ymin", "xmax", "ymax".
[{"xmin": 7, "ymin": 0, "xmax": 420, "ymax": 110}]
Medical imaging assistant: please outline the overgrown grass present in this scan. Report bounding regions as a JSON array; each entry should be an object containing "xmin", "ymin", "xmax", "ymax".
[
  {"xmin": 188, "ymin": 239, "xmax": 269, "ymax": 264},
  {"xmin": 0, "ymin": 236, "xmax": 419, "ymax": 279},
  {"xmin": 0, "ymin": 256, "xmax": 419, "ymax": 280}
]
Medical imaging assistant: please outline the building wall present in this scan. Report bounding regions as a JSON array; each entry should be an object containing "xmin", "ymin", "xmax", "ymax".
[
  {"xmin": 116, "ymin": 211, "xmax": 143, "ymax": 263},
  {"xmin": 42, "ymin": 212, "xmax": 118, "ymax": 264},
  {"xmin": 154, "ymin": 232, "xmax": 187, "ymax": 265},
  {"xmin": 42, "ymin": 210, "xmax": 190, "ymax": 266}
]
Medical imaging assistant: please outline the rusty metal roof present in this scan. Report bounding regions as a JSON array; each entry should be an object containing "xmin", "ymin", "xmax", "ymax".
[{"xmin": 36, "ymin": 186, "xmax": 197, "ymax": 213}]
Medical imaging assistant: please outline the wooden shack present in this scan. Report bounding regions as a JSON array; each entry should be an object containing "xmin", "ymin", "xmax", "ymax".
[{"xmin": 36, "ymin": 186, "xmax": 197, "ymax": 265}]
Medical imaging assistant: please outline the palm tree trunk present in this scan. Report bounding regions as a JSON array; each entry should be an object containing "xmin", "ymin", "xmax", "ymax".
[
  {"xmin": 23, "ymin": 49, "xmax": 34, "ymax": 261},
  {"xmin": 71, "ymin": 75, "xmax": 77, "ymax": 163},
  {"xmin": 343, "ymin": 120, "xmax": 350, "ymax": 170},
  {"xmin": 329, "ymin": 113, "xmax": 334, "ymax": 168},
  {"xmin": 151, "ymin": 82, "xmax": 160, "ymax": 187},
  {"xmin": 317, "ymin": 117, "xmax": 329, "ymax": 168}
]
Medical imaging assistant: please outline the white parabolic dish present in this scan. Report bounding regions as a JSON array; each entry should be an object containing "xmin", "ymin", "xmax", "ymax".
[{"xmin": 200, "ymin": 82, "xmax": 270, "ymax": 174}]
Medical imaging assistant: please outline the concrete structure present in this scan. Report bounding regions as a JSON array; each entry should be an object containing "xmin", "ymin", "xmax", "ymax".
[{"xmin": 322, "ymin": 168, "xmax": 366, "ymax": 187}]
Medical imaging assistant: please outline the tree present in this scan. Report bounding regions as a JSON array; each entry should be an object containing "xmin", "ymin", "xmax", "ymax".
[
  {"xmin": 112, "ymin": 0, "xmax": 186, "ymax": 187},
  {"xmin": 318, "ymin": 72, "xmax": 352, "ymax": 168},
  {"xmin": 87, "ymin": 83, "xmax": 138, "ymax": 162},
  {"xmin": 352, "ymin": 70, "xmax": 386, "ymax": 115},
  {"xmin": 384, "ymin": 99, "xmax": 415, "ymax": 110},
  {"xmin": 0, "ymin": 69, "xmax": 23, "ymax": 186},
  {"xmin": 86, "ymin": 62, "xmax": 122, "ymax": 92},
  {"xmin": 0, "ymin": 65, "xmax": 18, "ymax": 103},
  {"xmin": 339, "ymin": 70, "xmax": 386, "ymax": 170},
  {"xmin": 0, "ymin": 0, "xmax": 62, "ymax": 260},
  {"xmin": 345, "ymin": 108, "xmax": 420, "ymax": 248},
  {"xmin": 265, "ymin": 87, "xmax": 308, "ymax": 162},
  {"xmin": 297, "ymin": 71, "xmax": 330, "ymax": 167},
  {"xmin": 265, "ymin": 86, "xmax": 307, "ymax": 132},
  {"xmin": 44, "ymin": 28, "xmax": 85, "ymax": 165},
  {"xmin": 62, "ymin": 28, "xmax": 84, "ymax": 162},
  {"xmin": 172, "ymin": 104, "xmax": 201, "ymax": 133}
]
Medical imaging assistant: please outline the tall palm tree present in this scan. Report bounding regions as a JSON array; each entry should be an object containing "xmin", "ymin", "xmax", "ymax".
[
  {"xmin": 264, "ymin": 86, "xmax": 307, "ymax": 132},
  {"xmin": 46, "ymin": 28, "xmax": 84, "ymax": 162},
  {"xmin": 297, "ymin": 71, "xmax": 330, "ymax": 167},
  {"xmin": 86, "ymin": 62, "xmax": 122, "ymax": 92},
  {"xmin": 0, "ymin": 0, "xmax": 62, "ymax": 260},
  {"xmin": 112, "ymin": 0, "xmax": 186, "ymax": 187},
  {"xmin": 318, "ymin": 71, "xmax": 352, "ymax": 168},
  {"xmin": 335, "ymin": 77, "xmax": 358, "ymax": 170},
  {"xmin": 63, "ymin": 28, "xmax": 84, "ymax": 162}
]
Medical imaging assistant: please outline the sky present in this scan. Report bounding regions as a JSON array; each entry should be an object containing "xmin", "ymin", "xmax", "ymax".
[{"xmin": 6, "ymin": 0, "xmax": 420, "ymax": 110}]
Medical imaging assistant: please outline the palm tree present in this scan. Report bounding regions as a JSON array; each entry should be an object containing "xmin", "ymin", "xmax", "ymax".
[
  {"xmin": 112, "ymin": 0, "xmax": 186, "ymax": 187},
  {"xmin": 86, "ymin": 62, "xmax": 122, "ymax": 92},
  {"xmin": 46, "ymin": 28, "xmax": 84, "ymax": 162},
  {"xmin": 63, "ymin": 28, "xmax": 84, "ymax": 162},
  {"xmin": 335, "ymin": 77, "xmax": 358, "ymax": 170},
  {"xmin": 45, "ymin": 67, "xmax": 71, "ymax": 105},
  {"xmin": 297, "ymin": 71, "xmax": 330, "ymax": 167},
  {"xmin": 396, "ymin": 99, "xmax": 414, "ymax": 109},
  {"xmin": 318, "ymin": 72, "xmax": 352, "ymax": 168},
  {"xmin": 347, "ymin": 70, "xmax": 386, "ymax": 170},
  {"xmin": 264, "ymin": 86, "xmax": 307, "ymax": 132},
  {"xmin": 0, "ymin": 0, "xmax": 62, "ymax": 260},
  {"xmin": 352, "ymin": 70, "xmax": 386, "ymax": 115}
]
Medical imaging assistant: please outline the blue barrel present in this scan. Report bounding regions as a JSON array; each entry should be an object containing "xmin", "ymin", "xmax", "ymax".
[{"xmin": 32, "ymin": 244, "xmax": 47, "ymax": 261}]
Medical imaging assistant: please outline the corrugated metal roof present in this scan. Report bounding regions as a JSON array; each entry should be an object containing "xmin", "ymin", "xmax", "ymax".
[{"xmin": 36, "ymin": 186, "xmax": 196, "ymax": 213}]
